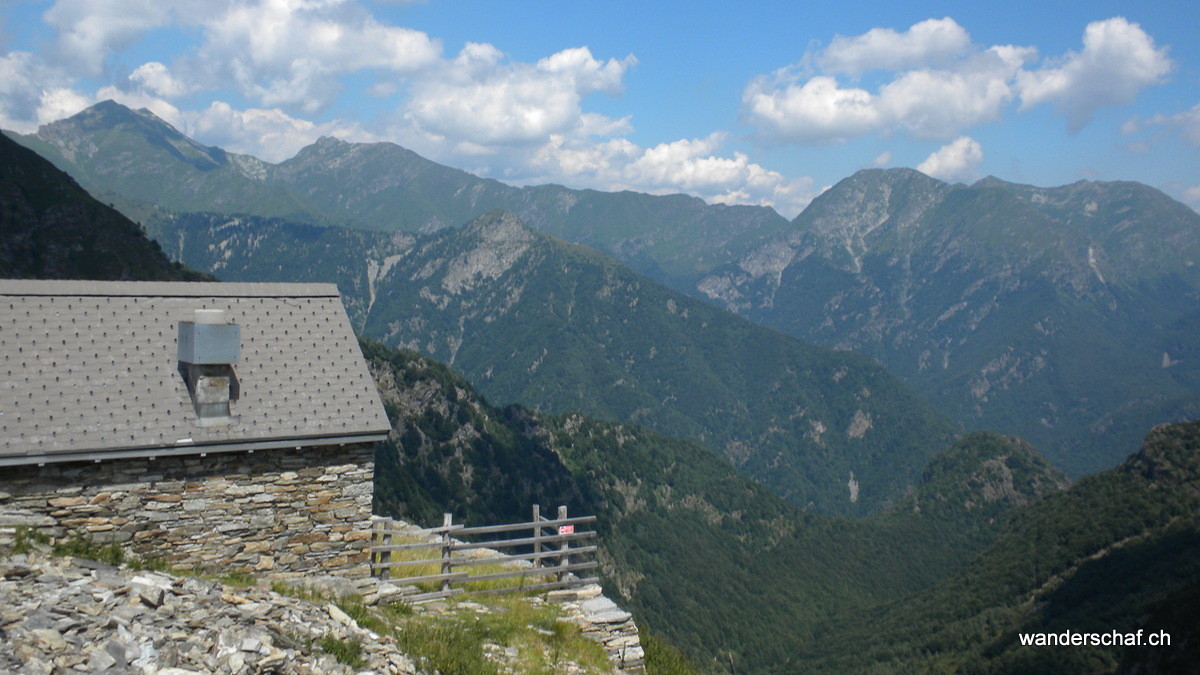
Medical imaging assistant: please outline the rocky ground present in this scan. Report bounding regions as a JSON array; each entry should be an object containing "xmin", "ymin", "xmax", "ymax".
[
  {"xmin": 0, "ymin": 548, "xmax": 644, "ymax": 674},
  {"xmin": 0, "ymin": 551, "xmax": 416, "ymax": 674}
]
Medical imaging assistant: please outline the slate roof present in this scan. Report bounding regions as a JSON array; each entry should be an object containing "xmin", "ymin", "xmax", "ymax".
[{"xmin": 0, "ymin": 280, "xmax": 391, "ymax": 466}]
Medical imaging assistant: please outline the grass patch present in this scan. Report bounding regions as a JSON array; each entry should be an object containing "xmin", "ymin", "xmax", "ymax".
[
  {"xmin": 11, "ymin": 526, "xmax": 50, "ymax": 554},
  {"xmin": 372, "ymin": 532, "xmax": 562, "ymax": 593},
  {"xmin": 216, "ymin": 570, "xmax": 258, "ymax": 587},
  {"xmin": 51, "ymin": 533, "xmax": 124, "ymax": 566},
  {"xmin": 392, "ymin": 594, "xmax": 610, "ymax": 674},
  {"xmin": 318, "ymin": 635, "xmax": 367, "ymax": 668}
]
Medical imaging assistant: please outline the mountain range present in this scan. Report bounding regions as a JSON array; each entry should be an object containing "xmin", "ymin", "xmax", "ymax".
[
  {"xmin": 6, "ymin": 110, "xmax": 1200, "ymax": 672},
  {"xmin": 697, "ymin": 168, "xmax": 1200, "ymax": 475},
  {"xmin": 146, "ymin": 207, "xmax": 958, "ymax": 516},
  {"xmin": 13, "ymin": 101, "xmax": 787, "ymax": 287},
  {"xmin": 11, "ymin": 100, "xmax": 1200, "ymax": 480}
]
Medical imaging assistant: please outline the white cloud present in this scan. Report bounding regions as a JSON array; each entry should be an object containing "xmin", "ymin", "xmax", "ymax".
[
  {"xmin": 195, "ymin": 0, "xmax": 440, "ymax": 112},
  {"xmin": 0, "ymin": 51, "xmax": 76, "ymax": 132},
  {"xmin": 36, "ymin": 87, "xmax": 93, "ymax": 125},
  {"xmin": 917, "ymin": 136, "xmax": 983, "ymax": 182},
  {"xmin": 403, "ymin": 44, "xmax": 634, "ymax": 146},
  {"xmin": 1016, "ymin": 17, "xmax": 1171, "ymax": 131},
  {"xmin": 871, "ymin": 151, "xmax": 892, "ymax": 167},
  {"xmin": 742, "ymin": 75, "xmax": 882, "ymax": 144},
  {"xmin": 525, "ymin": 132, "xmax": 819, "ymax": 217},
  {"xmin": 130, "ymin": 62, "xmax": 191, "ymax": 98},
  {"xmin": 745, "ymin": 46, "xmax": 1032, "ymax": 143},
  {"xmin": 821, "ymin": 17, "xmax": 971, "ymax": 74},
  {"xmin": 879, "ymin": 46, "xmax": 1033, "ymax": 139},
  {"xmin": 744, "ymin": 16, "xmax": 1168, "ymax": 144},
  {"xmin": 44, "ymin": 0, "xmax": 177, "ymax": 74},
  {"xmin": 180, "ymin": 100, "xmax": 376, "ymax": 162}
]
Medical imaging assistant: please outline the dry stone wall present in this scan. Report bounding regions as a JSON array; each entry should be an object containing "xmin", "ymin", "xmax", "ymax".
[{"xmin": 0, "ymin": 444, "xmax": 375, "ymax": 578}]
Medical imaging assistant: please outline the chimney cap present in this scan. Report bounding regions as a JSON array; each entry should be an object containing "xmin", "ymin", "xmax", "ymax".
[{"xmin": 194, "ymin": 309, "xmax": 227, "ymax": 325}]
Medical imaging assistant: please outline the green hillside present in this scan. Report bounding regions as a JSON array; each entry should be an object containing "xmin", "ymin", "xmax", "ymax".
[
  {"xmin": 0, "ymin": 131, "xmax": 207, "ymax": 281},
  {"xmin": 363, "ymin": 337, "xmax": 1068, "ymax": 670},
  {"xmin": 798, "ymin": 420, "xmax": 1200, "ymax": 672}
]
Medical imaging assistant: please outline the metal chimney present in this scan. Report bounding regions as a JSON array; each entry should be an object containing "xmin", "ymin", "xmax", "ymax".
[{"xmin": 178, "ymin": 309, "xmax": 240, "ymax": 422}]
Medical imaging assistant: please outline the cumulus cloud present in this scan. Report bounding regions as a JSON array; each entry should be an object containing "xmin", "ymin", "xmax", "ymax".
[
  {"xmin": 1016, "ymin": 17, "xmax": 1171, "ymax": 131},
  {"xmin": 871, "ymin": 151, "xmax": 892, "ymax": 167},
  {"xmin": 36, "ymin": 87, "xmax": 94, "ymax": 125},
  {"xmin": 820, "ymin": 17, "xmax": 971, "ymax": 74},
  {"xmin": 129, "ymin": 62, "xmax": 191, "ymax": 98},
  {"xmin": 742, "ymin": 75, "xmax": 882, "ymax": 144},
  {"xmin": 43, "ymin": 0, "xmax": 177, "ymax": 74},
  {"xmin": 523, "ymin": 133, "xmax": 818, "ymax": 217},
  {"xmin": 917, "ymin": 136, "xmax": 983, "ymax": 182},
  {"xmin": 195, "ymin": 0, "xmax": 440, "ymax": 112},
  {"xmin": 178, "ymin": 101, "xmax": 376, "ymax": 161},
  {"xmin": 880, "ymin": 46, "xmax": 1034, "ymax": 138},
  {"xmin": 0, "ymin": 51, "xmax": 78, "ymax": 131},
  {"xmin": 744, "ymin": 16, "xmax": 1169, "ymax": 144},
  {"xmin": 744, "ymin": 46, "xmax": 1031, "ymax": 143},
  {"xmin": 403, "ymin": 44, "xmax": 634, "ymax": 147}
]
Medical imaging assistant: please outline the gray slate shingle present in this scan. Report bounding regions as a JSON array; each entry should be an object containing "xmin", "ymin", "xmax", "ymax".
[{"xmin": 0, "ymin": 280, "xmax": 391, "ymax": 465}]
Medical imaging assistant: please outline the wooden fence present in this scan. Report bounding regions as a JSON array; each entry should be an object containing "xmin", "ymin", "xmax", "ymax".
[{"xmin": 370, "ymin": 505, "xmax": 598, "ymax": 603}]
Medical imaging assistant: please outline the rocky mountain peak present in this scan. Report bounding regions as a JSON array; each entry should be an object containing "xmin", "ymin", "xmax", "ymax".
[
  {"xmin": 462, "ymin": 209, "xmax": 537, "ymax": 245},
  {"xmin": 33, "ymin": 100, "xmax": 226, "ymax": 171},
  {"xmin": 796, "ymin": 168, "xmax": 949, "ymax": 240},
  {"xmin": 314, "ymin": 135, "xmax": 347, "ymax": 148}
]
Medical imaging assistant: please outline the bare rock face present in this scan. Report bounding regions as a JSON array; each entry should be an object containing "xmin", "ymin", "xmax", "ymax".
[{"xmin": 442, "ymin": 210, "xmax": 536, "ymax": 295}]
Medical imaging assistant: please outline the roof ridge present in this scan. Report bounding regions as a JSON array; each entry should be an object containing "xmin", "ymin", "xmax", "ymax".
[{"xmin": 0, "ymin": 279, "xmax": 341, "ymax": 298}]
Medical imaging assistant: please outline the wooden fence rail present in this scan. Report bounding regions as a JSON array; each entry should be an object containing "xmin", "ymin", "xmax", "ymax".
[{"xmin": 370, "ymin": 505, "xmax": 598, "ymax": 603}]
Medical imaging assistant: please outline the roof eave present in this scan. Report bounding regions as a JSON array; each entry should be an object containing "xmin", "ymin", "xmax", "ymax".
[{"xmin": 0, "ymin": 431, "xmax": 389, "ymax": 468}]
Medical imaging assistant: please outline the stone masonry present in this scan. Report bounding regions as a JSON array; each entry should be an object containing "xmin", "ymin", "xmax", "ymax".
[{"xmin": 0, "ymin": 444, "xmax": 375, "ymax": 579}]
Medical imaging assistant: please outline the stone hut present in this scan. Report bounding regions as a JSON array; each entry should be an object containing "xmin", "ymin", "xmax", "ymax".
[{"xmin": 0, "ymin": 280, "xmax": 391, "ymax": 578}]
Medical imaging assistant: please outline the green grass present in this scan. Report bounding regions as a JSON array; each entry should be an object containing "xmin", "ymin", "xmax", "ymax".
[
  {"xmin": 390, "ymin": 594, "xmax": 611, "ymax": 674},
  {"xmin": 272, "ymin": 577, "xmax": 613, "ymax": 674},
  {"xmin": 318, "ymin": 635, "xmax": 367, "ymax": 668},
  {"xmin": 50, "ymin": 533, "xmax": 124, "ymax": 566},
  {"xmin": 372, "ymin": 531, "xmax": 561, "ymax": 594},
  {"xmin": 216, "ymin": 570, "xmax": 258, "ymax": 587},
  {"xmin": 10, "ymin": 526, "xmax": 50, "ymax": 554}
]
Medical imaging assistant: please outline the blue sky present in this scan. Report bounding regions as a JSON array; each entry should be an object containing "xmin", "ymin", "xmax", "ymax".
[{"xmin": 2, "ymin": 0, "xmax": 1198, "ymax": 217}]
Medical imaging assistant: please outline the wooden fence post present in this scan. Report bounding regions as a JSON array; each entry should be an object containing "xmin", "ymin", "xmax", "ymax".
[
  {"xmin": 557, "ymin": 505, "xmax": 569, "ymax": 584},
  {"xmin": 373, "ymin": 519, "xmax": 391, "ymax": 579},
  {"xmin": 532, "ymin": 504, "xmax": 542, "ymax": 572},
  {"xmin": 440, "ymin": 512, "xmax": 453, "ymax": 594}
]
